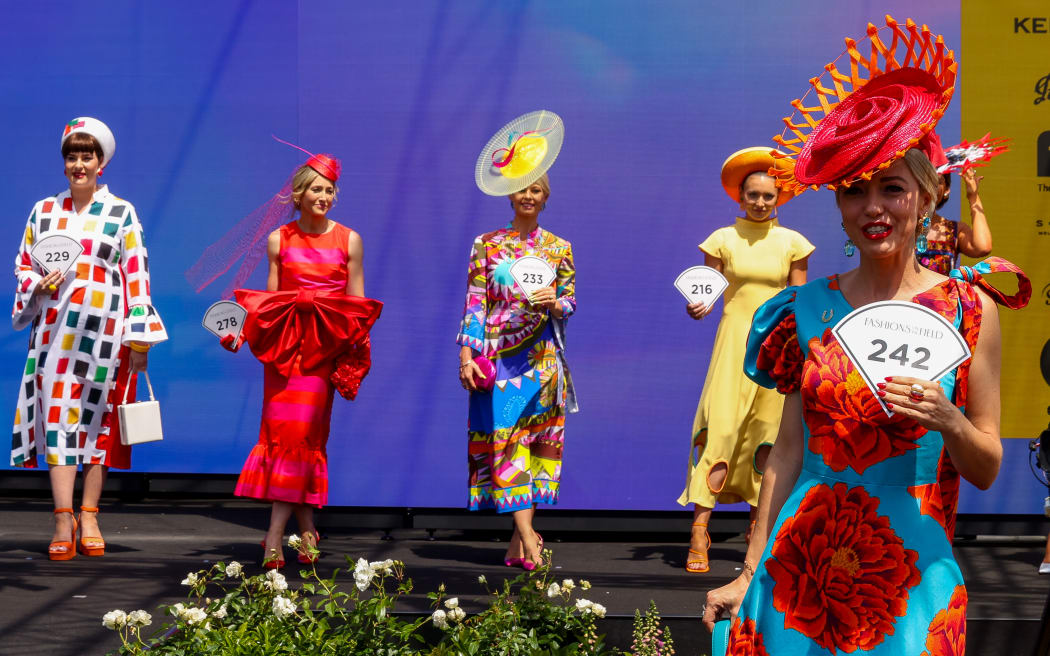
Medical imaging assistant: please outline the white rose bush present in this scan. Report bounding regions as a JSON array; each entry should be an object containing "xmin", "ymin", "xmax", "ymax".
[{"xmin": 104, "ymin": 541, "xmax": 622, "ymax": 655}]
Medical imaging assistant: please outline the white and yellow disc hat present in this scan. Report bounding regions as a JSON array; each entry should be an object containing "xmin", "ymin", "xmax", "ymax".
[
  {"xmin": 475, "ymin": 110, "xmax": 564, "ymax": 196},
  {"xmin": 61, "ymin": 117, "xmax": 116, "ymax": 167}
]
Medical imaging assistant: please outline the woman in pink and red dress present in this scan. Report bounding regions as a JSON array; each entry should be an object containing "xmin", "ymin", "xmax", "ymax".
[{"xmin": 189, "ymin": 151, "xmax": 380, "ymax": 568}]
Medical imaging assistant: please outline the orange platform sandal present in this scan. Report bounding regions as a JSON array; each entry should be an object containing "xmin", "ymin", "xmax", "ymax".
[
  {"xmin": 49, "ymin": 508, "xmax": 78, "ymax": 561},
  {"xmin": 77, "ymin": 506, "xmax": 105, "ymax": 557},
  {"xmin": 686, "ymin": 521, "xmax": 710, "ymax": 574}
]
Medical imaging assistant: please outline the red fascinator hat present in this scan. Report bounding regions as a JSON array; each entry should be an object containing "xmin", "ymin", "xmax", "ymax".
[
  {"xmin": 306, "ymin": 153, "xmax": 341, "ymax": 182},
  {"xmin": 186, "ymin": 138, "xmax": 343, "ymax": 297},
  {"xmin": 771, "ymin": 16, "xmax": 957, "ymax": 195}
]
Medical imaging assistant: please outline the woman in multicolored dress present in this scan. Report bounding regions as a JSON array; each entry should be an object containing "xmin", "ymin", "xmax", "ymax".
[
  {"xmin": 458, "ymin": 171, "xmax": 576, "ymax": 571},
  {"xmin": 702, "ymin": 18, "xmax": 1030, "ymax": 654},
  {"xmin": 677, "ymin": 147, "xmax": 813, "ymax": 574},
  {"xmin": 206, "ymin": 153, "xmax": 381, "ymax": 568},
  {"xmin": 917, "ymin": 136, "xmax": 992, "ymax": 275},
  {"xmin": 10, "ymin": 117, "xmax": 167, "ymax": 560}
]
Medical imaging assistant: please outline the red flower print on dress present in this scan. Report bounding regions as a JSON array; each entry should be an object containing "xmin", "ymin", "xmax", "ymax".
[
  {"xmin": 802, "ymin": 330, "xmax": 926, "ymax": 473},
  {"xmin": 756, "ymin": 314, "xmax": 803, "ymax": 394},
  {"xmin": 766, "ymin": 482, "xmax": 920, "ymax": 653},
  {"xmin": 726, "ymin": 617, "xmax": 768, "ymax": 656},
  {"xmin": 921, "ymin": 585, "xmax": 967, "ymax": 656}
]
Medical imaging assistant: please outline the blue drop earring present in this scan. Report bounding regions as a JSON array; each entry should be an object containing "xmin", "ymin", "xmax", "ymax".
[
  {"xmin": 916, "ymin": 214, "xmax": 931, "ymax": 253},
  {"xmin": 842, "ymin": 223, "xmax": 855, "ymax": 257}
]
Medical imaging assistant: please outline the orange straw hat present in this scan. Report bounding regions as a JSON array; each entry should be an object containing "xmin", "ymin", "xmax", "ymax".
[
  {"xmin": 720, "ymin": 147, "xmax": 793, "ymax": 206},
  {"xmin": 771, "ymin": 15, "xmax": 957, "ymax": 197}
]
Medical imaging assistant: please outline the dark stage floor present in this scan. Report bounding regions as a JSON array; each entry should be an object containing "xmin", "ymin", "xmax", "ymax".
[{"xmin": 0, "ymin": 499, "xmax": 1047, "ymax": 655}]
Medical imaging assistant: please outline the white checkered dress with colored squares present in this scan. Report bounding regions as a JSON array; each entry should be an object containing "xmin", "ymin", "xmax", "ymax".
[{"xmin": 10, "ymin": 186, "xmax": 167, "ymax": 466}]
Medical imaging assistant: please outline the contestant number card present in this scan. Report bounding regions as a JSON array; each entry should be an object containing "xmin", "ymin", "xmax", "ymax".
[
  {"xmin": 202, "ymin": 301, "xmax": 247, "ymax": 341},
  {"xmin": 510, "ymin": 256, "xmax": 557, "ymax": 296},
  {"xmin": 674, "ymin": 266, "xmax": 729, "ymax": 307},
  {"xmin": 31, "ymin": 235, "xmax": 83, "ymax": 276},
  {"xmin": 831, "ymin": 301, "xmax": 971, "ymax": 415}
]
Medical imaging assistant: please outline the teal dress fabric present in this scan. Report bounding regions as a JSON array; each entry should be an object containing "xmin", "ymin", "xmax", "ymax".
[{"xmin": 724, "ymin": 258, "xmax": 1033, "ymax": 655}]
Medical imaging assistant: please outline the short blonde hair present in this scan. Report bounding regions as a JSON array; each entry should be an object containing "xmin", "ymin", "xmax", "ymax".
[
  {"xmin": 507, "ymin": 173, "xmax": 551, "ymax": 200},
  {"xmin": 901, "ymin": 148, "xmax": 939, "ymax": 218},
  {"xmin": 289, "ymin": 164, "xmax": 339, "ymax": 210}
]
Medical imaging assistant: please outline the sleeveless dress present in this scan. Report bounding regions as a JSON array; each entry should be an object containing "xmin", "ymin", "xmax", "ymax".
[
  {"xmin": 726, "ymin": 258, "xmax": 1030, "ymax": 655},
  {"xmin": 10, "ymin": 186, "xmax": 168, "ymax": 469},
  {"xmin": 918, "ymin": 218, "xmax": 958, "ymax": 275},
  {"xmin": 457, "ymin": 225, "xmax": 576, "ymax": 513},
  {"xmin": 233, "ymin": 221, "xmax": 381, "ymax": 508},
  {"xmin": 677, "ymin": 218, "xmax": 813, "ymax": 508}
]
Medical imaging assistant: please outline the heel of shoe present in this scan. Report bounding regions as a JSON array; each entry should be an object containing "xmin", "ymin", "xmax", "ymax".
[
  {"xmin": 77, "ymin": 506, "xmax": 105, "ymax": 557},
  {"xmin": 49, "ymin": 508, "xmax": 77, "ymax": 561}
]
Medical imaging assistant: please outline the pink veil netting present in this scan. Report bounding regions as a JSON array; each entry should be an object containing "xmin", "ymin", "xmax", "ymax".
[
  {"xmin": 184, "ymin": 173, "xmax": 296, "ymax": 299},
  {"xmin": 185, "ymin": 136, "xmax": 341, "ymax": 298}
]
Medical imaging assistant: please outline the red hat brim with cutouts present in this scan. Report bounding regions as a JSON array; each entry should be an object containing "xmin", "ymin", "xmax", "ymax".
[{"xmin": 771, "ymin": 16, "xmax": 957, "ymax": 195}]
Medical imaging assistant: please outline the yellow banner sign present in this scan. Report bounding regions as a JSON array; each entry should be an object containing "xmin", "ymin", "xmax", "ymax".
[{"xmin": 963, "ymin": 1, "xmax": 1050, "ymax": 438}]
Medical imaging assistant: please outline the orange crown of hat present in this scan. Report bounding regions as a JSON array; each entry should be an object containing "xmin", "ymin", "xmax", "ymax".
[
  {"xmin": 720, "ymin": 147, "xmax": 793, "ymax": 206},
  {"xmin": 771, "ymin": 16, "xmax": 957, "ymax": 196}
]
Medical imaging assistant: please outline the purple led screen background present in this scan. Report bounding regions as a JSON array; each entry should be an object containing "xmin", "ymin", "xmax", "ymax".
[{"xmin": 0, "ymin": 1, "xmax": 1042, "ymax": 513}]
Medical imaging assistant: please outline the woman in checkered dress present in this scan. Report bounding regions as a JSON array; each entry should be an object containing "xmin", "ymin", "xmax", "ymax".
[{"xmin": 9, "ymin": 118, "xmax": 167, "ymax": 560}]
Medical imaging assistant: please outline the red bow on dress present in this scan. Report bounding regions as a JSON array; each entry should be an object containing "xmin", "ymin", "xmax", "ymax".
[{"xmin": 234, "ymin": 289, "xmax": 383, "ymax": 378}]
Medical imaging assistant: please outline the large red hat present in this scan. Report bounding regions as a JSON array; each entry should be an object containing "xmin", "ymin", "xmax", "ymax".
[{"xmin": 771, "ymin": 16, "xmax": 957, "ymax": 195}]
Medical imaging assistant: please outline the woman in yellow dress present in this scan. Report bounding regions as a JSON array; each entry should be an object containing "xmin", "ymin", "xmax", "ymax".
[{"xmin": 677, "ymin": 147, "xmax": 813, "ymax": 573}]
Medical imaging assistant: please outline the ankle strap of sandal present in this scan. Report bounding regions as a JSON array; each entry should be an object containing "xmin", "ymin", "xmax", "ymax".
[
  {"xmin": 53, "ymin": 507, "xmax": 74, "ymax": 515},
  {"xmin": 692, "ymin": 521, "xmax": 708, "ymax": 527},
  {"xmin": 79, "ymin": 506, "xmax": 100, "ymax": 513}
]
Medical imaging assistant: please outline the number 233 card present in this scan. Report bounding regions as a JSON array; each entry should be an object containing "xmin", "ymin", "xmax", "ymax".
[{"xmin": 832, "ymin": 301, "xmax": 970, "ymax": 416}]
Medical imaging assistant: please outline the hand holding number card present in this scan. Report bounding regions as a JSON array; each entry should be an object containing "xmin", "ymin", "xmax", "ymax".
[
  {"xmin": 831, "ymin": 301, "xmax": 971, "ymax": 416},
  {"xmin": 31, "ymin": 235, "xmax": 83, "ymax": 276},
  {"xmin": 202, "ymin": 300, "xmax": 248, "ymax": 343},
  {"xmin": 674, "ymin": 266, "xmax": 728, "ymax": 307},
  {"xmin": 510, "ymin": 256, "xmax": 556, "ymax": 297}
]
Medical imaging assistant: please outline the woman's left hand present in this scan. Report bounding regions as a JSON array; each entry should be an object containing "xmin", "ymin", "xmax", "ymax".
[
  {"xmin": 879, "ymin": 376, "xmax": 963, "ymax": 433},
  {"xmin": 528, "ymin": 286, "xmax": 558, "ymax": 312},
  {"xmin": 128, "ymin": 348, "xmax": 149, "ymax": 373},
  {"xmin": 962, "ymin": 168, "xmax": 983, "ymax": 197}
]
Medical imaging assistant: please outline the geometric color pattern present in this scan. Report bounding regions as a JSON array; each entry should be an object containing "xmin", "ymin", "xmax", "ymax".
[
  {"xmin": 457, "ymin": 224, "xmax": 575, "ymax": 514},
  {"xmin": 10, "ymin": 186, "xmax": 168, "ymax": 468},
  {"xmin": 233, "ymin": 221, "xmax": 356, "ymax": 508},
  {"xmin": 732, "ymin": 258, "xmax": 1028, "ymax": 654}
]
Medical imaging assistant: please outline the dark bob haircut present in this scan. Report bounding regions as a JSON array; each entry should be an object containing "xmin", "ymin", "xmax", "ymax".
[{"xmin": 61, "ymin": 132, "xmax": 104, "ymax": 162}]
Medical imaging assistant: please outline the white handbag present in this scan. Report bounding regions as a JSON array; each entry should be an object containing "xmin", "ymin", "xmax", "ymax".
[{"xmin": 118, "ymin": 371, "xmax": 164, "ymax": 446}]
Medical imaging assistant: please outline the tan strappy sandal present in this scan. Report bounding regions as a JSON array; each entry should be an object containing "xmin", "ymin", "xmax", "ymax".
[{"xmin": 686, "ymin": 521, "xmax": 710, "ymax": 573}]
